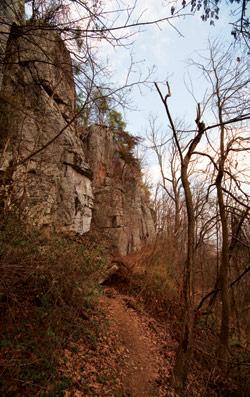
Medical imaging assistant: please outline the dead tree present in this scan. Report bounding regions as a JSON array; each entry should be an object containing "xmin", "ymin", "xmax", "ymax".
[
  {"xmin": 191, "ymin": 41, "xmax": 250, "ymax": 360},
  {"xmin": 147, "ymin": 117, "xmax": 183, "ymax": 236},
  {"xmin": 155, "ymin": 82, "xmax": 206, "ymax": 393}
]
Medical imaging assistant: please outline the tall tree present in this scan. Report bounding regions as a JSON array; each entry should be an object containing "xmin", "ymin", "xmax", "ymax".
[
  {"xmin": 154, "ymin": 40, "xmax": 250, "ymax": 393},
  {"xmin": 174, "ymin": 0, "xmax": 250, "ymax": 49},
  {"xmin": 191, "ymin": 41, "xmax": 250, "ymax": 359},
  {"xmin": 155, "ymin": 82, "xmax": 207, "ymax": 393},
  {"xmin": 147, "ymin": 118, "xmax": 183, "ymax": 237}
]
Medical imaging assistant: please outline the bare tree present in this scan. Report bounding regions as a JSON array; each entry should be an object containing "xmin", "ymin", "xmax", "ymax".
[
  {"xmin": 0, "ymin": 0, "xmax": 191, "ymax": 167},
  {"xmin": 146, "ymin": 117, "xmax": 183, "ymax": 236},
  {"xmin": 191, "ymin": 41, "xmax": 250, "ymax": 359},
  {"xmin": 155, "ymin": 81, "xmax": 207, "ymax": 393},
  {"xmin": 154, "ymin": 39, "xmax": 250, "ymax": 393}
]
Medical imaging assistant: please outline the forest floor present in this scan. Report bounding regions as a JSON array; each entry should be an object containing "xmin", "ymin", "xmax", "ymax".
[
  {"xmin": 60, "ymin": 286, "xmax": 178, "ymax": 397},
  {"xmin": 58, "ymin": 275, "xmax": 243, "ymax": 397},
  {"xmin": 1, "ymin": 220, "xmax": 246, "ymax": 397}
]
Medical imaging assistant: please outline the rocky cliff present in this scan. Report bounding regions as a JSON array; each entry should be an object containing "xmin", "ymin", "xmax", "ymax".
[
  {"xmin": 0, "ymin": 0, "xmax": 24, "ymax": 88},
  {"xmin": 0, "ymin": 24, "xmax": 93, "ymax": 235},
  {"xmin": 0, "ymin": 22, "xmax": 155, "ymax": 254},
  {"xmin": 86, "ymin": 125, "xmax": 155, "ymax": 255}
]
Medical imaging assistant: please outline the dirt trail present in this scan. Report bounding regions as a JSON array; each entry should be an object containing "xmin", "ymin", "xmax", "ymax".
[
  {"xmin": 100, "ymin": 289, "xmax": 164, "ymax": 397},
  {"xmin": 60, "ymin": 287, "xmax": 175, "ymax": 396}
]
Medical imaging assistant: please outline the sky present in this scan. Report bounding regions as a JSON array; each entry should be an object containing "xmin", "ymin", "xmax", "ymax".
[
  {"xmin": 26, "ymin": 1, "xmax": 242, "ymax": 136},
  {"xmin": 96, "ymin": 1, "xmax": 247, "ymax": 184},
  {"xmin": 99, "ymin": 1, "xmax": 235, "ymax": 132},
  {"xmin": 24, "ymin": 0, "xmax": 249, "ymax": 185}
]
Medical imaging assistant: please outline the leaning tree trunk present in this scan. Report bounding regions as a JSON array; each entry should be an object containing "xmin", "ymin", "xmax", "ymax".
[
  {"xmin": 172, "ymin": 162, "xmax": 195, "ymax": 393},
  {"xmin": 154, "ymin": 83, "xmax": 205, "ymax": 394}
]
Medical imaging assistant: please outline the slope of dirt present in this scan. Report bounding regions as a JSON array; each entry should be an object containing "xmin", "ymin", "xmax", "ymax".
[
  {"xmin": 59, "ymin": 283, "xmax": 242, "ymax": 397},
  {"xmin": 59, "ymin": 287, "xmax": 178, "ymax": 397},
  {"xmin": 100, "ymin": 289, "xmax": 162, "ymax": 396}
]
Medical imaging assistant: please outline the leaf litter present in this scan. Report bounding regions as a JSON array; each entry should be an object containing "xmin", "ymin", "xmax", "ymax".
[{"xmin": 59, "ymin": 287, "xmax": 179, "ymax": 396}]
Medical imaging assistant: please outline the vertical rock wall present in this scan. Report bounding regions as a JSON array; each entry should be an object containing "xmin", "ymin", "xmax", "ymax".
[
  {"xmin": 0, "ymin": 24, "xmax": 93, "ymax": 234},
  {"xmin": 0, "ymin": 0, "xmax": 24, "ymax": 88},
  {"xmin": 0, "ymin": 22, "xmax": 155, "ymax": 254},
  {"xmin": 86, "ymin": 125, "xmax": 155, "ymax": 255}
]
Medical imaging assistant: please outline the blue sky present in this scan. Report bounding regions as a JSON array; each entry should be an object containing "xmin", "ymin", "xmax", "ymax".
[
  {"xmin": 99, "ymin": 1, "xmax": 240, "ymax": 136},
  {"xmin": 96, "ymin": 1, "xmax": 247, "ymax": 183},
  {"xmin": 24, "ymin": 1, "xmax": 247, "ymax": 184}
]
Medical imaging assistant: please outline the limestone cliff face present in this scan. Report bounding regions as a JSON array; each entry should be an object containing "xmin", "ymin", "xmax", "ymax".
[
  {"xmin": 0, "ymin": 25, "xmax": 93, "ymax": 234},
  {"xmin": 86, "ymin": 125, "xmax": 155, "ymax": 255},
  {"xmin": 0, "ymin": 0, "xmax": 24, "ymax": 88},
  {"xmin": 0, "ymin": 23, "xmax": 155, "ymax": 254}
]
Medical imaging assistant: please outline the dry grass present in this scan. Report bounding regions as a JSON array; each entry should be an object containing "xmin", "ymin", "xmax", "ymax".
[
  {"xmin": 106, "ymin": 234, "xmax": 184, "ymax": 320},
  {"xmin": 107, "ymin": 236, "xmax": 250, "ymax": 397}
]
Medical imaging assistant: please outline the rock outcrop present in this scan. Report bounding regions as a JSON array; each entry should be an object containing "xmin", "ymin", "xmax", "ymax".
[
  {"xmin": 0, "ymin": 21, "xmax": 155, "ymax": 254},
  {"xmin": 0, "ymin": 0, "xmax": 24, "ymax": 88},
  {"xmin": 0, "ymin": 24, "xmax": 93, "ymax": 234},
  {"xmin": 86, "ymin": 125, "xmax": 155, "ymax": 255}
]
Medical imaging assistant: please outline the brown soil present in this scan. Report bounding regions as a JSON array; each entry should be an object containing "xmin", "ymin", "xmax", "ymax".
[
  {"xmin": 100, "ymin": 289, "xmax": 162, "ymax": 397},
  {"xmin": 60, "ymin": 287, "xmax": 177, "ymax": 397}
]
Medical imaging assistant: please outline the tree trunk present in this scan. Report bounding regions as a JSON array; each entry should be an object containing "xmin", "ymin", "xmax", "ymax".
[
  {"xmin": 174, "ymin": 193, "xmax": 181, "ymax": 236},
  {"xmin": 216, "ymin": 177, "xmax": 230, "ymax": 360},
  {"xmin": 216, "ymin": 105, "xmax": 230, "ymax": 361},
  {"xmin": 172, "ymin": 163, "xmax": 195, "ymax": 393}
]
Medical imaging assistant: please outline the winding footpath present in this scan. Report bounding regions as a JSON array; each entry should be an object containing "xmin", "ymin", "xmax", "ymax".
[{"xmin": 100, "ymin": 290, "xmax": 162, "ymax": 396}]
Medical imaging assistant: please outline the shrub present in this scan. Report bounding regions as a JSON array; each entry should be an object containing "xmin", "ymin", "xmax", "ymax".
[{"xmin": 0, "ymin": 215, "xmax": 107, "ymax": 395}]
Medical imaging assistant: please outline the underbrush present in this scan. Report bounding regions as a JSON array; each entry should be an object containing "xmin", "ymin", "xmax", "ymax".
[
  {"xmin": 108, "ymin": 239, "xmax": 249, "ymax": 397},
  {"xmin": 110, "ymin": 239, "xmax": 183, "ymax": 320},
  {"xmin": 0, "ymin": 215, "xmax": 108, "ymax": 396},
  {"xmin": 186, "ymin": 318, "xmax": 249, "ymax": 397}
]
